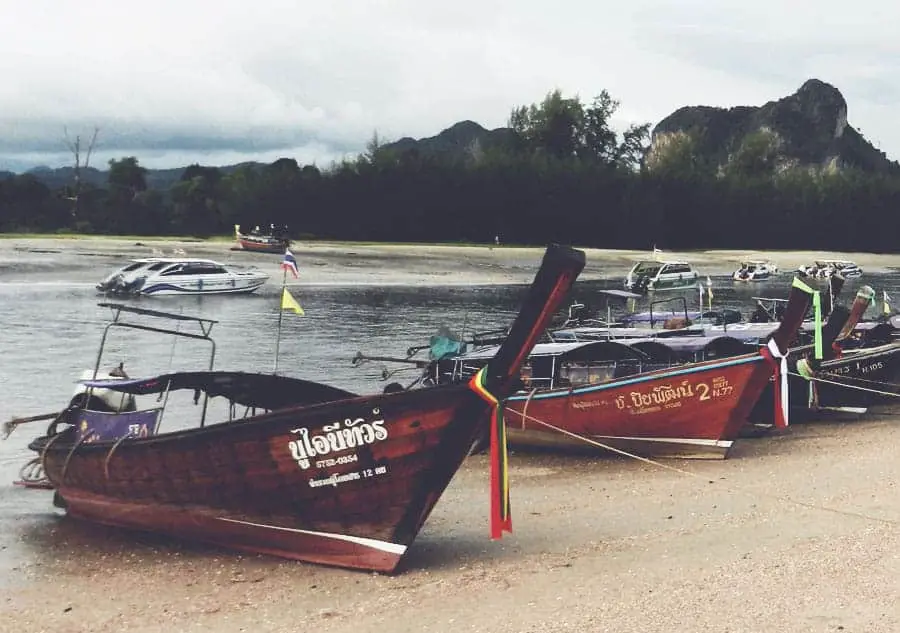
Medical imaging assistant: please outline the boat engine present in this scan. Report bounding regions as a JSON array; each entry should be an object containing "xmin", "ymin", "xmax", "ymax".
[
  {"xmin": 68, "ymin": 364, "xmax": 137, "ymax": 413},
  {"xmin": 631, "ymin": 275, "xmax": 652, "ymax": 294},
  {"xmin": 98, "ymin": 274, "xmax": 146, "ymax": 295}
]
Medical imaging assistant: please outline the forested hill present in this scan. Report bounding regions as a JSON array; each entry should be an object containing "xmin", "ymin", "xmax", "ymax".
[
  {"xmin": 3, "ymin": 80, "xmax": 900, "ymax": 253},
  {"xmin": 18, "ymin": 163, "xmax": 263, "ymax": 192}
]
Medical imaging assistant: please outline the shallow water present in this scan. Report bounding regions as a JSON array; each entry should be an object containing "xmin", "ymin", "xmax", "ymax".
[{"xmin": 0, "ymin": 241, "xmax": 896, "ymax": 580}]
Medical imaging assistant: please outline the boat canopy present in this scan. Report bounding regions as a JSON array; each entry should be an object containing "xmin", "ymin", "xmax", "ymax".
[
  {"xmin": 455, "ymin": 340, "xmax": 647, "ymax": 362},
  {"xmin": 625, "ymin": 335, "xmax": 751, "ymax": 361},
  {"xmin": 81, "ymin": 371, "xmax": 357, "ymax": 411}
]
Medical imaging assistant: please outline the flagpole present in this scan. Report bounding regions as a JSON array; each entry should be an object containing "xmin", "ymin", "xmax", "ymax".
[{"xmin": 273, "ymin": 264, "xmax": 288, "ymax": 374}]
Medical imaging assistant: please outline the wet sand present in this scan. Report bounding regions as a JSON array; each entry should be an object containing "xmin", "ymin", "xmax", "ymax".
[
  {"xmin": 3, "ymin": 238, "xmax": 900, "ymax": 632},
  {"xmin": 5, "ymin": 236, "xmax": 899, "ymax": 285}
]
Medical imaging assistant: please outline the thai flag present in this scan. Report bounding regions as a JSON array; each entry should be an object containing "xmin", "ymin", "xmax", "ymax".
[{"xmin": 281, "ymin": 249, "xmax": 299, "ymax": 278}]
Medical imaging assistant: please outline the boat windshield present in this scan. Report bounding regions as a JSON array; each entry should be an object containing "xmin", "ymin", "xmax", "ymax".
[
  {"xmin": 121, "ymin": 262, "xmax": 149, "ymax": 272},
  {"xmin": 633, "ymin": 262, "xmax": 661, "ymax": 275}
]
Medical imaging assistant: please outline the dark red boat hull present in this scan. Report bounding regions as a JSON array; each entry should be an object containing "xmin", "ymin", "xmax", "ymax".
[
  {"xmin": 505, "ymin": 353, "xmax": 773, "ymax": 459},
  {"xmin": 237, "ymin": 236, "xmax": 289, "ymax": 254},
  {"xmin": 37, "ymin": 387, "xmax": 489, "ymax": 573}
]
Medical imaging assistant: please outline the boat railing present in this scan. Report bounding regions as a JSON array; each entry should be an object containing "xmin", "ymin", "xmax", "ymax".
[{"xmin": 91, "ymin": 303, "xmax": 218, "ymax": 427}]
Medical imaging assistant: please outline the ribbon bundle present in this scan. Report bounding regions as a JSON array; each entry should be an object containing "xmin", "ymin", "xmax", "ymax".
[
  {"xmin": 468, "ymin": 366, "xmax": 512, "ymax": 539},
  {"xmin": 792, "ymin": 277, "xmax": 823, "ymax": 360},
  {"xmin": 760, "ymin": 338, "xmax": 789, "ymax": 428},
  {"xmin": 762, "ymin": 277, "xmax": 823, "ymax": 428}
]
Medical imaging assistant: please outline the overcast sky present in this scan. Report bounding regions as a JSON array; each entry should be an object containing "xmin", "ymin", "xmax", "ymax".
[{"xmin": 1, "ymin": 0, "xmax": 897, "ymax": 171}]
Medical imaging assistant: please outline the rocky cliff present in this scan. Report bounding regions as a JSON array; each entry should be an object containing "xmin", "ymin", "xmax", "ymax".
[{"xmin": 647, "ymin": 79, "xmax": 898, "ymax": 174}]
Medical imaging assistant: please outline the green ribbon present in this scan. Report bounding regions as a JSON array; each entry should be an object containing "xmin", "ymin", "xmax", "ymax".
[{"xmin": 791, "ymin": 277, "xmax": 823, "ymax": 359}]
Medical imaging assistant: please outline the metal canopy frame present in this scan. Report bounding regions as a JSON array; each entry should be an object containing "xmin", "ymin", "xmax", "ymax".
[{"xmin": 90, "ymin": 303, "xmax": 218, "ymax": 426}]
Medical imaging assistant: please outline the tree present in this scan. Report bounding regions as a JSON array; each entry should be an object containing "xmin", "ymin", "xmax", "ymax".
[
  {"xmin": 108, "ymin": 157, "xmax": 147, "ymax": 197},
  {"xmin": 63, "ymin": 126, "xmax": 100, "ymax": 219}
]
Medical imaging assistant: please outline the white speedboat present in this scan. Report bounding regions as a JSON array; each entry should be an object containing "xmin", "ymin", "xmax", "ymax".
[
  {"xmin": 96, "ymin": 258, "xmax": 269, "ymax": 296},
  {"xmin": 624, "ymin": 260, "xmax": 700, "ymax": 293},
  {"xmin": 798, "ymin": 260, "xmax": 862, "ymax": 279},
  {"xmin": 732, "ymin": 260, "xmax": 778, "ymax": 281}
]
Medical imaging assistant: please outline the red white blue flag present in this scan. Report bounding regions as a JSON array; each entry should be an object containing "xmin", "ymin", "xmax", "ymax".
[{"xmin": 281, "ymin": 249, "xmax": 299, "ymax": 278}]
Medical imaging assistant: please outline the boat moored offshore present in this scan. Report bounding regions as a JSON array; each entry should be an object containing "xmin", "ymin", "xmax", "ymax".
[{"xmin": 96, "ymin": 258, "xmax": 269, "ymax": 296}]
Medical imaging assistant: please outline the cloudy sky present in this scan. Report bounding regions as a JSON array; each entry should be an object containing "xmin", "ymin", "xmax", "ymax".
[{"xmin": 1, "ymin": 0, "xmax": 897, "ymax": 171}]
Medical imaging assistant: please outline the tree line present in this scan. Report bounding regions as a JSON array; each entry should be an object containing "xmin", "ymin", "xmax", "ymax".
[{"xmin": 2, "ymin": 89, "xmax": 900, "ymax": 252}]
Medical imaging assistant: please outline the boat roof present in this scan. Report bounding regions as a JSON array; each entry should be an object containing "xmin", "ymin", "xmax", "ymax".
[
  {"xmin": 455, "ymin": 340, "xmax": 644, "ymax": 361},
  {"xmin": 81, "ymin": 371, "xmax": 357, "ymax": 410},
  {"xmin": 597, "ymin": 289, "xmax": 643, "ymax": 299},
  {"xmin": 127, "ymin": 257, "xmax": 223, "ymax": 265},
  {"xmin": 633, "ymin": 259, "xmax": 691, "ymax": 266}
]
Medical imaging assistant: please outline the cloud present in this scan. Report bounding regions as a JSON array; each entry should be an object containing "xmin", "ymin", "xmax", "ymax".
[{"xmin": 1, "ymin": 0, "xmax": 899, "ymax": 171}]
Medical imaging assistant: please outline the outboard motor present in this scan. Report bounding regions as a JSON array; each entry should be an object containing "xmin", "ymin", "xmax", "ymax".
[
  {"xmin": 119, "ymin": 276, "xmax": 147, "ymax": 295},
  {"xmin": 632, "ymin": 276, "xmax": 651, "ymax": 294}
]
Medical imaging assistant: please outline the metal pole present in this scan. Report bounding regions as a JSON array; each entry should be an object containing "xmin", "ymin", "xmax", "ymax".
[{"xmin": 273, "ymin": 266, "xmax": 288, "ymax": 374}]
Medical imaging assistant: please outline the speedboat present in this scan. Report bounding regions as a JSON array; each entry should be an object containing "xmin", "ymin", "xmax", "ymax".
[
  {"xmin": 798, "ymin": 260, "xmax": 862, "ymax": 279},
  {"xmin": 732, "ymin": 260, "xmax": 777, "ymax": 281},
  {"xmin": 96, "ymin": 258, "xmax": 269, "ymax": 296},
  {"xmin": 624, "ymin": 260, "xmax": 700, "ymax": 293}
]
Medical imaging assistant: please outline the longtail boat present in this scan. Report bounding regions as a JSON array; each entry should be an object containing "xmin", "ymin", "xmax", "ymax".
[
  {"xmin": 789, "ymin": 285, "xmax": 900, "ymax": 413},
  {"xmin": 233, "ymin": 224, "xmax": 291, "ymax": 254},
  {"xmin": 366, "ymin": 279, "xmax": 840, "ymax": 459},
  {"xmin": 20, "ymin": 243, "xmax": 585, "ymax": 573},
  {"xmin": 495, "ymin": 279, "xmax": 821, "ymax": 459}
]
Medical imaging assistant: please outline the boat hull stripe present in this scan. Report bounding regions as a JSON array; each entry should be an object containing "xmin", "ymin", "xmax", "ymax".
[{"xmin": 215, "ymin": 517, "xmax": 408, "ymax": 555}]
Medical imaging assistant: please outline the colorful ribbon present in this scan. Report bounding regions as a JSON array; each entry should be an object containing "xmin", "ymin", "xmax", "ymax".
[
  {"xmin": 791, "ymin": 277, "xmax": 823, "ymax": 359},
  {"xmin": 468, "ymin": 366, "xmax": 512, "ymax": 539},
  {"xmin": 796, "ymin": 358, "xmax": 819, "ymax": 409}
]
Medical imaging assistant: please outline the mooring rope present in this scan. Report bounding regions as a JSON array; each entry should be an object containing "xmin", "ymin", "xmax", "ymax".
[
  {"xmin": 787, "ymin": 371, "xmax": 900, "ymax": 399},
  {"xmin": 506, "ymin": 405, "xmax": 900, "ymax": 527}
]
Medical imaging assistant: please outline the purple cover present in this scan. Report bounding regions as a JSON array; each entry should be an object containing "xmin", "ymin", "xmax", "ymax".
[{"xmin": 75, "ymin": 409, "xmax": 162, "ymax": 443}]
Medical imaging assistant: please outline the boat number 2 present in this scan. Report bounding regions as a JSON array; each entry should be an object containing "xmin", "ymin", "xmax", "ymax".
[{"xmin": 697, "ymin": 383, "xmax": 710, "ymax": 401}]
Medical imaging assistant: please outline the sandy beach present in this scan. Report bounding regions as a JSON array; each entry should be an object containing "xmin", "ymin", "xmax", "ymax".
[
  {"xmin": 4, "ymin": 235, "xmax": 899, "ymax": 285},
  {"xmin": 3, "ymin": 238, "xmax": 900, "ymax": 633}
]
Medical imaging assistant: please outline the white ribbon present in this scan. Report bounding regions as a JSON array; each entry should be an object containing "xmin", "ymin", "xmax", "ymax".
[{"xmin": 766, "ymin": 338, "xmax": 790, "ymax": 427}]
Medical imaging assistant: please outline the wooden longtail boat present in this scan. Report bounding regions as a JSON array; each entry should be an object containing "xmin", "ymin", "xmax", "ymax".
[
  {"xmin": 503, "ymin": 281, "xmax": 882, "ymax": 457},
  {"xmin": 789, "ymin": 285, "xmax": 900, "ymax": 412},
  {"xmin": 25, "ymin": 244, "xmax": 586, "ymax": 573},
  {"xmin": 234, "ymin": 224, "xmax": 291, "ymax": 254},
  {"xmin": 361, "ymin": 282, "xmax": 809, "ymax": 459},
  {"xmin": 495, "ymin": 286, "xmax": 814, "ymax": 459}
]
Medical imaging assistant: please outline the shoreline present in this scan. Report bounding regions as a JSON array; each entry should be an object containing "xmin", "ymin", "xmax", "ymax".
[{"xmin": 3, "ymin": 236, "xmax": 898, "ymax": 287}]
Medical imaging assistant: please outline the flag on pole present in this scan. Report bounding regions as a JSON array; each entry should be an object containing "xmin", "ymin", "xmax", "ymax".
[
  {"xmin": 281, "ymin": 249, "xmax": 299, "ymax": 278},
  {"xmin": 706, "ymin": 276, "xmax": 714, "ymax": 310},
  {"xmin": 281, "ymin": 288, "xmax": 304, "ymax": 315},
  {"xmin": 885, "ymin": 291, "xmax": 892, "ymax": 315}
]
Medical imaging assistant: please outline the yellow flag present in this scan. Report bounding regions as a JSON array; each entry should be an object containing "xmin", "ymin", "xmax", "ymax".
[{"xmin": 281, "ymin": 288, "xmax": 304, "ymax": 315}]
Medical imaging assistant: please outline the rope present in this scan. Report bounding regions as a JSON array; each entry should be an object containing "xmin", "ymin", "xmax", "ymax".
[
  {"xmin": 788, "ymin": 372, "xmax": 900, "ymax": 399},
  {"xmin": 506, "ymin": 405, "xmax": 900, "ymax": 527}
]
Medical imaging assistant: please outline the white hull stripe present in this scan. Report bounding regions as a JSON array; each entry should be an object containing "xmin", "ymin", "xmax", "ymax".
[
  {"xmin": 585, "ymin": 435, "xmax": 733, "ymax": 447},
  {"xmin": 215, "ymin": 517, "xmax": 408, "ymax": 555}
]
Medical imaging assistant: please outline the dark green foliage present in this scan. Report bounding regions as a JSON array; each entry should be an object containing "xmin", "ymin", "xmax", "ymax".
[{"xmin": 2, "ymin": 84, "xmax": 900, "ymax": 252}]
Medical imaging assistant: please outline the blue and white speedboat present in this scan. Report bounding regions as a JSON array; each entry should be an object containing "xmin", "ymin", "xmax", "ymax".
[{"xmin": 96, "ymin": 258, "xmax": 269, "ymax": 296}]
